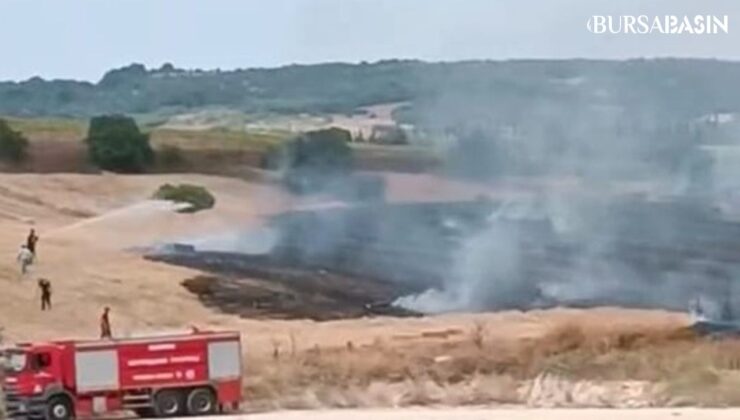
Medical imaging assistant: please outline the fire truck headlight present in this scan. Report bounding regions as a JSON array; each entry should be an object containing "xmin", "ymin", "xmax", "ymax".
[{"xmin": 33, "ymin": 385, "xmax": 42, "ymax": 394}]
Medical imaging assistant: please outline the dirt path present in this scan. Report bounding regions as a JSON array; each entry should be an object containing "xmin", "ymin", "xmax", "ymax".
[{"xmin": 208, "ymin": 409, "xmax": 738, "ymax": 420}]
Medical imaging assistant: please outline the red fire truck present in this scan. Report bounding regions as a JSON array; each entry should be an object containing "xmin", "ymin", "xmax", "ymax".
[{"xmin": 1, "ymin": 330, "xmax": 242, "ymax": 420}]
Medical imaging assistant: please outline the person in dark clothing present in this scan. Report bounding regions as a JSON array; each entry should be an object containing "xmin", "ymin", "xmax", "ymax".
[
  {"xmin": 26, "ymin": 229, "xmax": 39, "ymax": 255},
  {"xmin": 100, "ymin": 307, "xmax": 112, "ymax": 339},
  {"xmin": 38, "ymin": 278, "xmax": 52, "ymax": 311}
]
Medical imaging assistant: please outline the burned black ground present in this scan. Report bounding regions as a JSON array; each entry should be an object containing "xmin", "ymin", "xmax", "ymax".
[
  {"xmin": 150, "ymin": 252, "xmax": 422, "ymax": 320},
  {"xmin": 151, "ymin": 196, "xmax": 740, "ymax": 320}
]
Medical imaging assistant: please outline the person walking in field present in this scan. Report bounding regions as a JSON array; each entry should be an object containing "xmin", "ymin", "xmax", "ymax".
[
  {"xmin": 100, "ymin": 307, "xmax": 112, "ymax": 339},
  {"xmin": 16, "ymin": 244, "xmax": 33, "ymax": 275},
  {"xmin": 38, "ymin": 278, "xmax": 52, "ymax": 311},
  {"xmin": 26, "ymin": 229, "xmax": 39, "ymax": 256}
]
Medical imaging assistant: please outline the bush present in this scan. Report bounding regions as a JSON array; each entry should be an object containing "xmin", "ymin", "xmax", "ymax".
[
  {"xmin": 264, "ymin": 127, "xmax": 354, "ymax": 194},
  {"xmin": 0, "ymin": 119, "xmax": 29, "ymax": 163},
  {"xmin": 153, "ymin": 183, "xmax": 215, "ymax": 213},
  {"xmin": 86, "ymin": 115, "xmax": 154, "ymax": 172}
]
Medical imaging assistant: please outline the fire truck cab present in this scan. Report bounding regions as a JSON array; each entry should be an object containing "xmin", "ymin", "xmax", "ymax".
[{"xmin": 2, "ymin": 330, "xmax": 243, "ymax": 420}]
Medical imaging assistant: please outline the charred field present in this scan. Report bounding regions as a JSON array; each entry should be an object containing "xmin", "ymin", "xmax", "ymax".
[
  {"xmin": 147, "ymin": 192, "xmax": 740, "ymax": 322},
  {"xmin": 154, "ymin": 254, "xmax": 422, "ymax": 320}
]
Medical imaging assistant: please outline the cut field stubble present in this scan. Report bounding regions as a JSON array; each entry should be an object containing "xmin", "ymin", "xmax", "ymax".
[{"xmin": 241, "ymin": 320, "xmax": 740, "ymax": 410}]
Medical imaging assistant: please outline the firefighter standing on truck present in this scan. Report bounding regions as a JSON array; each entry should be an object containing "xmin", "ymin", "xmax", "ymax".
[{"xmin": 100, "ymin": 306, "xmax": 112, "ymax": 339}]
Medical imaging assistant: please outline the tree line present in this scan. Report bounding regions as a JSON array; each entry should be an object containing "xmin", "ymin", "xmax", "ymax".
[
  {"xmin": 0, "ymin": 116, "xmax": 359, "ymax": 194},
  {"xmin": 3, "ymin": 59, "xmax": 740, "ymax": 123}
]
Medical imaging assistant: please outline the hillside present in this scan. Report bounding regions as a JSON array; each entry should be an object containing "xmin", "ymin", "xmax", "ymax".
[
  {"xmin": 5, "ymin": 59, "xmax": 740, "ymax": 184},
  {"xmin": 4, "ymin": 59, "xmax": 740, "ymax": 124},
  {"xmin": 0, "ymin": 172, "xmax": 713, "ymax": 410}
]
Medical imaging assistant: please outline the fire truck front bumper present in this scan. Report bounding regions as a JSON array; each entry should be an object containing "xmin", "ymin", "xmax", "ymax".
[{"xmin": 3, "ymin": 385, "xmax": 46, "ymax": 419}]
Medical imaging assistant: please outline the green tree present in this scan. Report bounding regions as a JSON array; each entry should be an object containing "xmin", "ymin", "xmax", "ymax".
[
  {"xmin": 85, "ymin": 115, "xmax": 154, "ymax": 172},
  {"xmin": 264, "ymin": 127, "xmax": 353, "ymax": 193},
  {"xmin": 0, "ymin": 119, "xmax": 29, "ymax": 163}
]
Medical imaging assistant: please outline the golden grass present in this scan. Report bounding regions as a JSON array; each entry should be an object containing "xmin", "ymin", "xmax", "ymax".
[
  {"xmin": 2, "ymin": 116, "xmax": 288, "ymax": 150},
  {"xmin": 4, "ymin": 116, "xmax": 86, "ymax": 142},
  {"xmin": 242, "ymin": 319, "xmax": 740, "ymax": 410},
  {"xmin": 2, "ymin": 115, "xmax": 437, "ymax": 174},
  {"xmin": 244, "ymin": 325, "xmax": 524, "ymax": 411},
  {"xmin": 150, "ymin": 128, "xmax": 287, "ymax": 151}
]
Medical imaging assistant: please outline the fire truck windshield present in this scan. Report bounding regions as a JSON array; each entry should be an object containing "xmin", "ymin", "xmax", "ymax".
[{"xmin": 4, "ymin": 351, "xmax": 27, "ymax": 373}]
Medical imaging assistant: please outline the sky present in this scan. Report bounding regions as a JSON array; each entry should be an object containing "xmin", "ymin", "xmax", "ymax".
[{"xmin": 1, "ymin": 0, "xmax": 739, "ymax": 82}]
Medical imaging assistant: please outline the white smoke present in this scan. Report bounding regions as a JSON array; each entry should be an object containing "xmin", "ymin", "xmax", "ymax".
[
  {"xmin": 393, "ymin": 62, "xmax": 730, "ymax": 316},
  {"xmin": 397, "ymin": 197, "xmax": 544, "ymax": 313},
  {"xmin": 396, "ymin": 188, "xmax": 731, "ymax": 316},
  {"xmin": 161, "ymin": 226, "xmax": 278, "ymax": 255}
]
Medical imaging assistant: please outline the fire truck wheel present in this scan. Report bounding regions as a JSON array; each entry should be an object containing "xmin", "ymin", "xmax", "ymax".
[
  {"xmin": 186, "ymin": 388, "xmax": 216, "ymax": 416},
  {"xmin": 45, "ymin": 396, "xmax": 73, "ymax": 420},
  {"xmin": 153, "ymin": 390, "xmax": 184, "ymax": 417}
]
